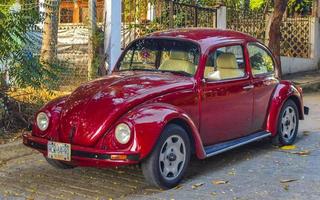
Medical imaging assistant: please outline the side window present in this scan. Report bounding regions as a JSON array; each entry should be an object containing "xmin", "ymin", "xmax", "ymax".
[
  {"xmin": 204, "ymin": 45, "xmax": 245, "ymax": 80},
  {"xmin": 248, "ymin": 44, "xmax": 275, "ymax": 76}
]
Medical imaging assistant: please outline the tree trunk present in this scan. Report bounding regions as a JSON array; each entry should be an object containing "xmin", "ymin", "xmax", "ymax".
[
  {"xmin": 40, "ymin": 0, "xmax": 60, "ymax": 64},
  {"xmin": 313, "ymin": 0, "xmax": 319, "ymax": 17},
  {"xmin": 267, "ymin": 0, "xmax": 289, "ymax": 78},
  {"xmin": 88, "ymin": 0, "xmax": 97, "ymax": 80}
]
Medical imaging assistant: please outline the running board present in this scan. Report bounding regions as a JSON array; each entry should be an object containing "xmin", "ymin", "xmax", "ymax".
[{"xmin": 204, "ymin": 131, "xmax": 271, "ymax": 158}]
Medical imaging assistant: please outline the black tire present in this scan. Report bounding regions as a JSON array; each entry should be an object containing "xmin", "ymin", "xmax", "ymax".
[
  {"xmin": 141, "ymin": 124, "xmax": 191, "ymax": 189},
  {"xmin": 272, "ymin": 99, "xmax": 299, "ymax": 146},
  {"xmin": 45, "ymin": 157, "xmax": 75, "ymax": 169}
]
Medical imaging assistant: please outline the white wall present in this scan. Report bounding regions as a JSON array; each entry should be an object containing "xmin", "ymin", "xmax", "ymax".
[{"xmin": 281, "ymin": 56, "xmax": 318, "ymax": 74}]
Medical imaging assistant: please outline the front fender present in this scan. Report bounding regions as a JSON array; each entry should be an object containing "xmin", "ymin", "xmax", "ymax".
[
  {"xmin": 266, "ymin": 81, "xmax": 303, "ymax": 136},
  {"xmin": 32, "ymin": 95, "xmax": 69, "ymax": 138},
  {"xmin": 123, "ymin": 103, "xmax": 206, "ymax": 160}
]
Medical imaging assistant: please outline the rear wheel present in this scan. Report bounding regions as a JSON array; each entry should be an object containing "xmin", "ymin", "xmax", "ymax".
[
  {"xmin": 272, "ymin": 99, "xmax": 299, "ymax": 146},
  {"xmin": 45, "ymin": 157, "xmax": 75, "ymax": 169},
  {"xmin": 141, "ymin": 124, "xmax": 191, "ymax": 189}
]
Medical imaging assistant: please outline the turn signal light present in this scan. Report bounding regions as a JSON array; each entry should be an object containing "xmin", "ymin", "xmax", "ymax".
[{"xmin": 110, "ymin": 155, "xmax": 127, "ymax": 160}]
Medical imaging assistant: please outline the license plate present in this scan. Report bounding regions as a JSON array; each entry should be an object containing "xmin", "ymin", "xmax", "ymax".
[{"xmin": 47, "ymin": 141, "xmax": 71, "ymax": 161}]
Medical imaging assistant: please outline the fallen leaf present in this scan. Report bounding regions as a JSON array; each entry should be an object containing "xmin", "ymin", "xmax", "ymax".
[
  {"xmin": 211, "ymin": 192, "xmax": 217, "ymax": 196},
  {"xmin": 280, "ymin": 179, "xmax": 298, "ymax": 183},
  {"xmin": 192, "ymin": 182, "xmax": 204, "ymax": 189},
  {"xmin": 280, "ymin": 145, "xmax": 297, "ymax": 150},
  {"xmin": 282, "ymin": 183, "xmax": 289, "ymax": 191},
  {"xmin": 303, "ymin": 131, "xmax": 310, "ymax": 136},
  {"xmin": 291, "ymin": 150, "xmax": 310, "ymax": 156},
  {"xmin": 228, "ymin": 169, "xmax": 236, "ymax": 176},
  {"xmin": 212, "ymin": 180, "xmax": 229, "ymax": 185},
  {"xmin": 174, "ymin": 184, "xmax": 183, "ymax": 190}
]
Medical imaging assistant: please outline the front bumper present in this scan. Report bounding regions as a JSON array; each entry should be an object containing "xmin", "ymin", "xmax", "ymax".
[{"xmin": 22, "ymin": 132, "xmax": 140, "ymax": 167}]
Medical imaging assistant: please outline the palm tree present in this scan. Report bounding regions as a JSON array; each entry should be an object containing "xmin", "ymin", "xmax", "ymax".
[
  {"xmin": 88, "ymin": 0, "xmax": 97, "ymax": 80},
  {"xmin": 40, "ymin": 0, "xmax": 60, "ymax": 63}
]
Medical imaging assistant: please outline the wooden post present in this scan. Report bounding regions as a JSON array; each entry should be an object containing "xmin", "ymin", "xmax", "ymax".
[
  {"xmin": 104, "ymin": 0, "xmax": 122, "ymax": 73},
  {"xmin": 169, "ymin": 0, "xmax": 174, "ymax": 28},
  {"xmin": 194, "ymin": 6, "xmax": 198, "ymax": 27},
  {"xmin": 73, "ymin": 1, "xmax": 80, "ymax": 23}
]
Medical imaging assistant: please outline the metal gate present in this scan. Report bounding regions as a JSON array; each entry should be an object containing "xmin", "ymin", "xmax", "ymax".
[{"xmin": 122, "ymin": 0, "xmax": 218, "ymax": 48}]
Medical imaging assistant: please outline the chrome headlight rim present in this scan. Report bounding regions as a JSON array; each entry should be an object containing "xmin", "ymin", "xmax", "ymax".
[
  {"xmin": 115, "ymin": 123, "xmax": 131, "ymax": 145},
  {"xmin": 36, "ymin": 112, "xmax": 49, "ymax": 131}
]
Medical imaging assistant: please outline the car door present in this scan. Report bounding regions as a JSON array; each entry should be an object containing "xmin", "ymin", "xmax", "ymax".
[
  {"xmin": 200, "ymin": 44, "xmax": 254, "ymax": 146},
  {"xmin": 247, "ymin": 43, "xmax": 279, "ymax": 132}
]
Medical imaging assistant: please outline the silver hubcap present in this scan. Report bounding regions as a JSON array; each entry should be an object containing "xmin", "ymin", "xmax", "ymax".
[
  {"xmin": 159, "ymin": 135, "xmax": 186, "ymax": 181},
  {"xmin": 281, "ymin": 106, "xmax": 297, "ymax": 142}
]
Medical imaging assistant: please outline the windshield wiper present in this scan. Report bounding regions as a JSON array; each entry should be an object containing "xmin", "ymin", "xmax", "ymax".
[
  {"xmin": 159, "ymin": 70, "xmax": 192, "ymax": 77},
  {"xmin": 119, "ymin": 68, "xmax": 157, "ymax": 72},
  {"xmin": 118, "ymin": 68, "xmax": 192, "ymax": 77}
]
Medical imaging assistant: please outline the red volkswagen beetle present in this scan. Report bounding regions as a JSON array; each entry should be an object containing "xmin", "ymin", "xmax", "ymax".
[{"xmin": 23, "ymin": 29, "xmax": 308, "ymax": 189}]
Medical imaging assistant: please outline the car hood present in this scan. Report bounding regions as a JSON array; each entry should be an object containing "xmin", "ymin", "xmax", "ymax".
[{"xmin": 59, "ymin": 71, "xmax": 195, "ymax": 146}]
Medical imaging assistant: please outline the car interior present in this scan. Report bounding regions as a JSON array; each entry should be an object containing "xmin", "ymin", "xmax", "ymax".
[
  {"xmin": 159, "ymin": 50, "xmax": 196, "ymax": 75},
  {"xmin": 205, "ymin": 52, "xmax": 245, "ymax": 81}
]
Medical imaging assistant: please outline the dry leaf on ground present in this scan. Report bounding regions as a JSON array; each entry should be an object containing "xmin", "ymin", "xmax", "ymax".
[
  {"xmin": 282, "ymin": 183, "xmax": 289, "ymax": 191},
  {"xmin": 291, "ymin": 150, "xmax": 310, "ymax": 156},
  {"xmin": 212, "ymin": 180, "xmax": 229, "ymax": 185},
  {"xmin": 303, "ymin": 131, "xmax": 310, "ymax": 136},
  {"xmin": 192, "ymin": 182, "xmax": 204, "ymax": 189},
  {"xmin": 280, "ymin": 145, "xmax": 297, "ymax": 150},
  {"xmin": 280, "ymin": 179, "xmax": 298, "ymax": 183},
  {"xmin": 174, "ymin": 184, "xmax": 183, "ymax": 190}
]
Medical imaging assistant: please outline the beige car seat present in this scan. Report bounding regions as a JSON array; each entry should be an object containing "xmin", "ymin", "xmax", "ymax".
[
  {"xmin": 216, "ymin": 53, "xmax": 244, "ymax": 79},
  {"xmin": 159, "ymin": 51, "xmax": 195, "ymax": 75}
]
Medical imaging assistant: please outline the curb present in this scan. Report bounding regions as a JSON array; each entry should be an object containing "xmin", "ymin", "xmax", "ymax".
[{"xmin": 295, "ymin": 81, "xmax": 320, "ymax": 93}]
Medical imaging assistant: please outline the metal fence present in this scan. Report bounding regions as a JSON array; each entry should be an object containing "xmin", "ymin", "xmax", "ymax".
[
  {"xmin": 227, "ymin": 9, "xmax": 267, "ymax": 42},
  {"xmin": 121, "ymin": 0, "xmax": 218, "ymax": 48}
]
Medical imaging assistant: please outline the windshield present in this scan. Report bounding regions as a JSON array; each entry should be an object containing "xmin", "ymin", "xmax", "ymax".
[{"xmin": 117, "ymin": 38, "xmax": 200, "ymax": 76}]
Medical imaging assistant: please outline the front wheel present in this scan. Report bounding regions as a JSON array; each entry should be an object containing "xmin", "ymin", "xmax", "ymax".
[
  {"xmin": 141, "ymin": 124, "xmax": 191, "ymax": 189},
  {"xmin": 272, "ymin": 99, "xmax": 299, "ymax": 146}
]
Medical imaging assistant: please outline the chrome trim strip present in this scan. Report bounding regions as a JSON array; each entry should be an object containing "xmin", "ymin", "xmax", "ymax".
[{"xmin": 205, "ymin": 132, "xmax": 271, "ymax": 158}]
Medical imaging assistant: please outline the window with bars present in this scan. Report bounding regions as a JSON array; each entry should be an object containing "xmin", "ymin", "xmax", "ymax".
[{"xmin": 60, "ymin": 8, "xmax": 73, "ymax": 23}]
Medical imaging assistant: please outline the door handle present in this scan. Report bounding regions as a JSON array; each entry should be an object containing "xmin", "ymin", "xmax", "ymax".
[{"xmin": 243, "ymin": 85, "xmax": 254, "ymax": 90}]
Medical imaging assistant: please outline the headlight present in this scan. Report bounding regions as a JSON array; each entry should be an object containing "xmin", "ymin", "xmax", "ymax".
[
  {"xmin": 115, "ymin": 123, "xmax": 131, "ymax": 144},
  {"xmin": 36, "ymin": 112, "xmax": 49, "ymax": 131}
]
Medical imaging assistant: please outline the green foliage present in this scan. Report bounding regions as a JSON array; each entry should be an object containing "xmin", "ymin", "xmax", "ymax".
[
  {"xmin": 0, "ymin": 0, "xmax": 63, "ymax": 90},
  {"xmin": 287, "ymin": 0, "xmax": 312, "ymax": 15},
  {"xmin": 90, "ymin": 28, "xmax": 105, "ymax": 79},
  {"xmin": 0, "ymin": 0, "xmax": 66, "ymax": 132},
  {"xmin": 249, "ymin": 0, "xmax": 313, "ymax": 14},
  {"xmin": 250, "ymin": 0, "xmax": 265, "ymax": 10}
]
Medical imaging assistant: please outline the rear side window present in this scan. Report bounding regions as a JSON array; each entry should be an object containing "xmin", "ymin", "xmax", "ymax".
[{"xmin": 248, "ymin": 43, "xmax": 275, "ymax": 76}]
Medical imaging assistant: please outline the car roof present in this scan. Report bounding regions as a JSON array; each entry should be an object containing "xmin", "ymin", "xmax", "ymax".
[{"xmin": 146, "ymin": 28, "xmax": 260, "ymax": 52}]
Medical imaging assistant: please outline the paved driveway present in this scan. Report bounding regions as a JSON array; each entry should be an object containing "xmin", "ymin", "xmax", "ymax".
[{"xmin": 0, "ymin": 93, "xmax": 319, "ymax": 200}]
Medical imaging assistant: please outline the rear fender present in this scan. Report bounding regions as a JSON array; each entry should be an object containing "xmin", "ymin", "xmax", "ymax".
[
  {"xmin": 123, "ymin": 103, "xmax": 206, "ymax": 160},
  {"xmin": 266, "ymin": 81, "xmax": 303, "ymax": 136}
]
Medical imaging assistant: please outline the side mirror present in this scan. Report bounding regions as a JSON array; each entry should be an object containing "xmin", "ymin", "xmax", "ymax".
[{"xmin": 206, "ymin": 71, "xmax": 221, "ymax": 81}]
